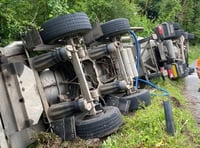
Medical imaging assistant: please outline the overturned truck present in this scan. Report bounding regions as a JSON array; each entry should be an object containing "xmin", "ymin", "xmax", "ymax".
[
  {"xmin": 138, "ymin": 22, "xmax": 194, "ymax": 80},
  {"xmin": 0, "ymin": 12, "xmax": 151, "ymax": 147}
]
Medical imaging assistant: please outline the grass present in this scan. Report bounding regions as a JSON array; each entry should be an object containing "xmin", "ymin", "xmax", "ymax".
[
  {"xmin": 102, "ymin": 79, "xmax": 200, "ymax": 148},
  {"xmin": 189, "ymin": 45, "xmax": 200, "ymax": 64}
]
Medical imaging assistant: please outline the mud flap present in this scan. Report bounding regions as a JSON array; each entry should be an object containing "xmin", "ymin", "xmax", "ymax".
[
  {"xmin": 106, "ymin": 89, "xmax": 151, "ymax": 112},
  {"xmin": 51, "ymin": 116, "xmax": 76, "ymax": 140},
  {"xmin": 106, "ymin": 95, "xmax": 131, "ymax": 114}
]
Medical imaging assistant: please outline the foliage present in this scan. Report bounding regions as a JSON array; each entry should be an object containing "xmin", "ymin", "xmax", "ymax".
[
  {"xmin": 0, "ymin": 0, "xmax": 35, "ymax": 45},
  {"xmin": 188, "ymin": 45, "xmax": 200, "ymax": 64},
  {"xmin": 0, "ymin": 0, "xmax": 200, "ymax": 45},
  {"xmin": 0, "ymin": 0, "xmax": 153, "ymax": 46},
  {"xmin": 0, "ymin": 0, "xmax": 71, "ymax": 46},
  {"xmin": 134, "ymin": 0, "xmax": 182, "ymax": 22},
  {"xmin": 155, "ymin": 0, "xmax": 182, "ymax": 23},
  {"xmin": 134, "ymin": 0, "xmax": 159, "ymax": 21},
  {"xmin": 178, "ymin": 0, "xmax": 194, "ymax": 29},
  {"xmin": 130, "ymin": 16, "xmax": 156, "ymax": 37},
  {"xmin": 134, "ymin": 0, "xmax": 200, "ymax": 42},
  {"xmin": 47, "ymin": 0, "xmax": 69, "ymax": 18},
  {"xmin": 28, "ymin": 132, "xmax": 62, "ymax": 148},
  {"xmin": 67, "ymin": 0, "xmax": 138, "ymax": 22},
  {"xmin": 29, "ymin": 132, "xmax": 101, "ymax": 148}
]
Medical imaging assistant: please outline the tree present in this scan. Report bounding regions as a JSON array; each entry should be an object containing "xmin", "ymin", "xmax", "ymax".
[
  {"xmin": 0, "ymin": 0, "xmax": 70, "ymax": 46},
  {"xmin": 193, "ymin": 1, "xmax": 200, "ymax": 42},
  {"xmin": 134, "ymin": 0, "xmax": 159, "ymax": 21},
  {"xmin": 0, "ymin": 0, "xmax": 200, "ymax": 45},
  {"xmin": 68, "ymin": 0, "xmax": 139, "ymax": 23},
  {"xmin": 155, "ymin": 0, "xmax": 182, "ymax": 23}
]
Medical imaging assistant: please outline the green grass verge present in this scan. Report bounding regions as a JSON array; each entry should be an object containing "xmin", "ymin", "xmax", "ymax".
[
  {"xmin": 189, "ymin": 45, "xmax": 200, "ymax": 64},
  {"xmin": 102, "ymin": 78, "xmax": 200, "ymax": 148}
]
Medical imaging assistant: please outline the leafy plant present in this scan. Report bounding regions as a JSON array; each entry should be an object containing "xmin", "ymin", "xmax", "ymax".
[
  {"xmin": 189, "ymin": 45, "xmax": 200, "ymax": 64},
  {"xmin": 1, "ymin": 0, "xmax": 200, "ymax": 46},
  {"xmin": 0, "ymin": 0, "xmax": 71, "ymax": 46}
]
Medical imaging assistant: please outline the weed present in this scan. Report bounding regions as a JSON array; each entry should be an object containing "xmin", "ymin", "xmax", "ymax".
[{"xmin": 189, "ymin": 45, "xmax": 200, "ymax": 64}]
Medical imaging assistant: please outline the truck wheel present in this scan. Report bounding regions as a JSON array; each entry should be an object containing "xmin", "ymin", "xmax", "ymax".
[
  {"xmin": 174, "ymin": 30, "xmax": 184, "ymax": 38},
  {"xmin": 188, "ymin": 33, "xmax": 194, "ymax": 40},
  {"xmin": 120, "ymin": 89, "xmax": 151, "ymax": 111},
  {"xmin": 173, "ymin": 22, "xmax": 180, "ymax": 30},
  {"xmin": 100, "ymin": 18, "xmax": 131, "ymax": 39},
  {"xmin": 75, "ymin": 106, "xmax": 122, "ymax": 139},
  {"xmin": 188, "ymin": 67, "xmax": 194, "ymax": 75},
  {"xmin": 40, "ymin": 12, "xmax": 92, "ymax": 44}
]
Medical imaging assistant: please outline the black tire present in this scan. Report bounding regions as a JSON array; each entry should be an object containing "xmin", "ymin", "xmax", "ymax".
[
  {"xmin": 188, "ymin": 67, "xmax": 195, "ymax": 75},
  {"xmin": 100, "ymin": 18, "xmax": 131, "ymax": 38},
  {"xmin": 51, "ymin": 116, "xmax": 76, "ymax": 140},
  {"xmin": 40, "ymin": 12, "xmax": 92, "ymax": 44},
  {"xmin": 188, "ymin": 33, "xmax": 194, "ymax": 40},
  {"xmin": 163, "ymin": 100, "xmax": 175, "ymax": 135},
  {"xmin": 120, "ymin": 89, "xmax": 151, "ymax": 111},
  {"xmin": 75, "ymin": 106, "xmax": 122, "ymax": 139},
  {"xmin": 174, "ymin": 29, "xmax": 184, "ymax": 38},
  {"xmin": 183, "ymin": 32, "xmax": 188, "ymax": 39},
  {"xmin": 173, "ymin": 22, "xmax": 180, "ymax": 30}
]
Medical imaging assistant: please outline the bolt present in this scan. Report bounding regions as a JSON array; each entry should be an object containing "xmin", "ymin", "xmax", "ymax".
[{"xmin": 22, "ymin": 87, "xmax": 25, "ymax": 91}]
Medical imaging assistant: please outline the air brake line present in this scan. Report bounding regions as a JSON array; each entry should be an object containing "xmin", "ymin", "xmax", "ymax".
[{"xmin": 129, "ymin": 30, "xmax": 169, "ymax": 97}]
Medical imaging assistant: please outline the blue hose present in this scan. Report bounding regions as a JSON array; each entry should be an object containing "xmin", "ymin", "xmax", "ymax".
[
  {"xmin": 129, "ymin": 31, "xmax": 140, "ymax": 89},
  {"xmin": 129, "ymin": 31, "xmax": 140, "ymax": 71},
  {"xmin": 138, "ymin": 78, "xmax": 169, "ymax": 96},
  {"xmin": 129, "ymin": 30, "xmax": 169, "ymax": 96}
]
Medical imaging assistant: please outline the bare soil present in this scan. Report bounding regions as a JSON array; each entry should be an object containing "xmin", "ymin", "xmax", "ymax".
[{"xmin": 182, "ymin": 89, "xmax": 200, "ymax": 126}]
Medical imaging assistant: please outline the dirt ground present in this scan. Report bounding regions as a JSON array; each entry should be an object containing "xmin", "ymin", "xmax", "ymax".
[
  {"xmin": 183, "ymin": 91, "xmax": 200, "ymax": 125},
  {"xmin": 183, "ymin": 60, "xmax": 200, "ymax": 125}
]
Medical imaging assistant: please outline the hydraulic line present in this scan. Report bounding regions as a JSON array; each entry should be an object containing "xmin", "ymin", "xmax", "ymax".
[
  {"xmin": 129, "ymin": 31, "xmax": 140, "ymax": 89},
  {"xmin": 130, "ymin": 30, "xmax": 169, "ymax": 96},
  {"xmin": 138, "ymin": 78, "xmax": 169, "ymax": 96}
]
